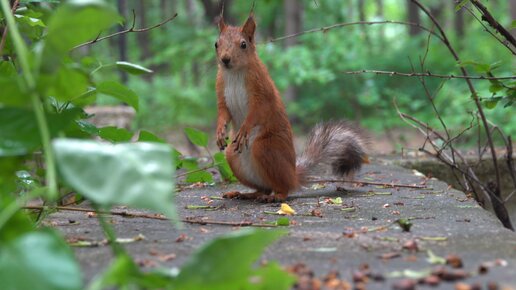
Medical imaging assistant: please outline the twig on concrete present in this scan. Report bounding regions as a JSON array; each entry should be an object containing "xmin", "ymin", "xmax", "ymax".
[
  {"xmin": 22, "ymin": 205, "xmax": 277, "ymax": 227},
  {"xmin": 305, "ymin": 178, "xmax": 431, "ymax": 189},
  {"xmin": 72, "ymin": 10, "xmax": 177, "ymax": 50}
]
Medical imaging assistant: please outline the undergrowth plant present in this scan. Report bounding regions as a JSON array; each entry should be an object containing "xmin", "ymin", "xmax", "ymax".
[{"xmin": 0, "ymin": 1, "xmax": 293, "ymax": 289}]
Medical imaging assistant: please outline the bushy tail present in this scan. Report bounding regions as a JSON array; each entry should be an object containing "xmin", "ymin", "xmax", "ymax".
[{"xmin": 296, "ymin": 120, "xmax": 368, "ymax": 184}]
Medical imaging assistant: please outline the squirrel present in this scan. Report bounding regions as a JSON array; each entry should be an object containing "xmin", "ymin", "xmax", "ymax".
[{"xmin": 214, "ymin": 15, "xmax": 368, "ymax": 202}]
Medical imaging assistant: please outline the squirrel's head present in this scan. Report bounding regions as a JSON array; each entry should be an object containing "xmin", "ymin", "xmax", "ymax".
[{"xmin": 215, "ymin": 16, "xmax": 256, "ymax": 70}]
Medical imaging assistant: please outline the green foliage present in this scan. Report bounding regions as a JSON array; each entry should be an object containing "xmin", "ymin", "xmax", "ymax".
[
  {"xmin": 0, "ymin": 229, "xmax": 83, "ymax": 290},
  {"xmin": 172, "ymin": 229, "xmax": 295, "ymax": 290},
  {"xmin": 1, "ymin": 2, "xmax": 288, "ymax": 290},
  {"xmin": 53, "ymin": 139, "xmax": 177, "ymax": 221},
  {"xmin": 184, "ymin": 127, "xmax": 208, "ymax": 147}
]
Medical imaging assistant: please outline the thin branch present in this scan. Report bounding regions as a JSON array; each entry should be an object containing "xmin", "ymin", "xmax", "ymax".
[
  {"xmin": 341, "ymin": 69, "xmax": 516, "ymax": 80},
  {"xmin": 262, "ymin": 20, "xmax": 444, "ymax": 44},
  {"xmin": 461, "ymin": 4, "xmax": 516, "ymax": 55},
  {"xmin": 469, "ymin": 0, "xmax": 516, "ymax": 50},
  {"xmin": 0, "ymin": 0, "xmax": 19, "ymax": 57},
  {"xmin": 72, "ymin": 11, "xmax": 178, "ymax": 50},
  {"xmin": 410, "ymin": 0, "xmax": 502, "ymax": 213},
  {"xmin": 305, "ymin": 178, "xmax": 431, "ymax": 189}
]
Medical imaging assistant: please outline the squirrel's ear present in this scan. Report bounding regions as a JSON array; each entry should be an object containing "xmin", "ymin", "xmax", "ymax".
[
  {"xmin": 217, "ymin": 16, "xmax": 227, "ymax": 32},
  {"xmin": 242, "ymin": 15, "xmax": 256, "ymax": 42}
]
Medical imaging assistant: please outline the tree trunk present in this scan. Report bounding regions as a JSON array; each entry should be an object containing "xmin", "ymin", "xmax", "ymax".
[
  {"xmin": 455, "ymin": 7, "xmax": 465, "ymax": 38},
  {"xmin": 376, "ymin": 0, "xmax": 385, "ymax": 39},
  {"xmin": 511, "ymin": 0, "xmax": 516, "ymax": 39},
  {"xmin": 137, "ymin": 0, "xmax": 152, "ymax": 61},
  {"xmin": 406, "ymin": 0, "xmax": 421, "ymax": 35},
  {"xmin": 117, "ymin": 0, "xmax": 128, "ymax": 84},
  {"xmin": 283, "ymin": 0, "xmax": 302, "ymax": 103}
]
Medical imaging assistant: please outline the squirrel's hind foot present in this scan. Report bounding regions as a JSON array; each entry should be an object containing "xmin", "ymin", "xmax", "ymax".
[
  {"xmin": 222, "ymin": 191, "xmax": 268, "ymax": 200},
  {"xmin": 256, "ymin": 193, "xmax": 288, "ymax": 203}
]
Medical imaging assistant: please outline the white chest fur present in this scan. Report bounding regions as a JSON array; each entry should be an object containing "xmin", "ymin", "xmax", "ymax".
[{"xmin": 223, "ymin": 70, "xmax": 248, "ymax": 128}]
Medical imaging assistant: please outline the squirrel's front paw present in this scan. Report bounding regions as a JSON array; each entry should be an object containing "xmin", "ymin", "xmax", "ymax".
[
  {"xmin": 216, "ymin": 128, "xmax": 227, "ymax": 151},
  {"xmin": 233, "ymin": 128, "xmax": 249, "ymax": 153}
]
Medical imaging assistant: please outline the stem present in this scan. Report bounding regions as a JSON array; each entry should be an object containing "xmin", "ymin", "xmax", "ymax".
[
  {"xmin": 1, "ymin": 0, "xmax": 58, "ymax": 199},
  {"xmin": 92, "ymin": 204, "xmax": 125, "ymax": 256}
]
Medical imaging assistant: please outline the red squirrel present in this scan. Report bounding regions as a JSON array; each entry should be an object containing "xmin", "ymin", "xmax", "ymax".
[{"xmin": 215, "ymin": 15, "xmax": 368, "ymax": 202}]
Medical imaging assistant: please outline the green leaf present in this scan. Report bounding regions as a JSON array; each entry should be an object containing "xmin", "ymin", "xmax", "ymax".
[
  {"xmin": 396, "ymin": 218, "xmax": 413, "ymax": 232},
  {"xmin": 276, "ymin": 217, "xmax": 290, "ymax": 226},
  {"xmin": 512, "ymin": 20, "xmax": 516, "ymax": 29},
  {"xmin": 116, "ymin": 61, "xmax": 153, "ymax": 75},
  {"xmin": 41, "ymin": 66, "xmax": 90, "ymax": 102},
  {"xmin": 0, "ymin": 229, "xmax": 83, "ymax": 290},
  {"xmin": 53, "ymin": 139, "xmax": 177, "ymax": 222},
  {"xmin": 97, "ymin": 81, "xmax": 139, "ymax": 111},
  {"xmin": 246, "ymin": 262, "xmax": 296, "ymax": 290},
  {"xmin": 138, "ymin": 130, "xmax": 165, "ymax": 143},
  {"xmin": 44, "ymin": 1, "xmax": 121, "ymax": 56},
  {"xmin": 184, "ymin": 127, "xmax": 208, "ymax": 147},
  {"xmin": 0, "ymin": 61, "xmax": 27, "ymax": 107},
  {"xmin": 75, "ymin": 120, "xmax": 100, "ymax": 136},
  {"xmin": 482, "ymin": 98, "xmax": 499, "ymax": 109},
  {"xmin": 214, "ymin": 152, "xmax": 236, "ymax": 182},
  {"xmin": 186, "ymin": 170, "xmax": 213, "ymax": 183},
  {"xmin": 173, "ymin": 229, "xmax": 291, "ymax": 290},
  {"xmin": 0, "ymin": 107, "xmax": 82, "ymax": 156},
  {"xmin": 98, "ymin": 126, "xmax": 133, "ymax": 143},
  {"xmin": 489, "ymin": 82, "xmax": 503, "ymax": 93},
  {"xmin": 88, "ymin": 254, "xmax": 173, "ymax": 290},
  {"xmin": 14, "ymin": 14, "xmax": 45, "ymax": 27}
]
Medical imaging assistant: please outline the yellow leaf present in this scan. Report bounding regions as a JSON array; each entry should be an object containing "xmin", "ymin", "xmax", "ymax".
[{"xmin": 277, "ymin": 203, "xmax": 296, "ymax": 215}]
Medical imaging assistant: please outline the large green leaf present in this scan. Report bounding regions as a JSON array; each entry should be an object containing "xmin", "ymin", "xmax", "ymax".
[
  {"xmin": 0, "ymin": 229, "xmax": 83, "ymax": 290},
  {"xmin": 0, "ymin": 61, "xmax": 28, "ymax": 107},
  {"xmin": 53, "ymin": 139, "xmax": 177, "ymax": 221},
  {"xmin": 97, "ymin": 81, "xmax": 139, "ymax": 111},
  {"xmin": 0, "ymin": 107, "xmax": 83, "ymax": 156},
  {"xmin": 44, "ymin": 0, "xmax": 121, "ymax": 56},
  {"xmin": 173, "ymin": 229, "xmax": 292, "ymax": 290}
]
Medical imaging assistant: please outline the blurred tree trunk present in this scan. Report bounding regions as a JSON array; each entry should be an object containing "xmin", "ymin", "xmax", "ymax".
[
  {"xmin": 406, "ymin": 0, "xmax": 421, "ymax": 35},
  {"xmin": 137, "ymin": 0, "xmax": 153, "ymax": 81},
  {"xmin": 160, "ymin": 0, "xmax": 167, "ymax": 20},
  {"xmin": 358, "ymin": 0, "xmax": 371, "ymax": 53},
  {"xmin": 455, "ymin": 7, "xmax": 465, "ymax": 38},
  {"xmin": 200, "ymin": 0, "xmax": 235, "ymax": 24},
  {"xmin": 283, "ymin": 0, "xmax": 302, "ymax": 103},
  {"xmin": 511, "ymin": 0, "xmax": 516, "ymax": 39},
  {"xmin": 117, "ymin": 0, "xmax": 128, "ymax": 84},
  {"xmin": 376, "ymin": 0, "xmax": 385, "ymax": 39},
  {"xmin": 346, "ymin": 0, "xmax": 354, "ymax": 20}
]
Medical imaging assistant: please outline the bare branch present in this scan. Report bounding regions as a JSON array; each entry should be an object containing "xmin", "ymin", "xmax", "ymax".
[
  {"xmin": 72, "ymin": 12, "xmax": 178, "ymax": 50},
  {"xmin": 461, "ymin": 4, "xmax": 516, "ymax": 55},
  {"xmin": 262, "ymin": 20, "xmax": 444, "ymax": 44},
  {"xmin": 469, "ymin": 0, "xmax": 516, "ymax": 51},
  {"xmin": 341, "ymin": 69, "xmax": 516, "ymax": 80}
]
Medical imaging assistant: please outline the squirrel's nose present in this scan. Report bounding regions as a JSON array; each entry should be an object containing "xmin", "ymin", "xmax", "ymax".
[{"xmin": 222, "ymin": 57, "xmax": 231, "ymax": 65}]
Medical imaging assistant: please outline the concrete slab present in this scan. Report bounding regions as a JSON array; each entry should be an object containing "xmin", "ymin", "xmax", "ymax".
[{"xmin": 48, "ymin": 163, "xmax": 516, "ymax": 289}]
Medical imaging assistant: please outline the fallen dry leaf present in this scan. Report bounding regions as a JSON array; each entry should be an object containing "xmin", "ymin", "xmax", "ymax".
[
  {"xmin": 392, "ymin": 278, "xmax": 417, "ymax": 290},
  {"xmin": 277, "ymin": 203, "xmax": 296, "ymax": 215},
  {"xmin": 446, "ymin": 254, "xmax": 463, "ymax": 268},
  {"xmin": 175, "ymin": 233, "xmax": 189, "ymax": 243}
]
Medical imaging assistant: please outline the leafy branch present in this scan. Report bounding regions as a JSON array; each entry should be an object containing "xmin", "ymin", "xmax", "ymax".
[
  {"xmin": 72, "ymin": 10, "xmax": 178, "ymax": 50},
  {"xmin": 341, "ymin": 69, "xmax": 516, "ymax": 80}
]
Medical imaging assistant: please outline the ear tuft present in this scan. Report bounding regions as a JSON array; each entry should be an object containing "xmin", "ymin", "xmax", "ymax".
[
  {"xmin": 242, "ymin": 16, "xmax": 256, "ymax": 42},
  {"xmin": 217, "ymin": 16, "xmax": 227, "ymax": 32}
]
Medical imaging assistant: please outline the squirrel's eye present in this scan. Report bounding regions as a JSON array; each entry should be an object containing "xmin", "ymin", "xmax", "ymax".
[
  {"xmin": 215, "ymin": 42, "xmax": 218, "ymax": 49},
  {"xmin": 240, "ymin": 41, "xmax": 247, "ymax": 49}
]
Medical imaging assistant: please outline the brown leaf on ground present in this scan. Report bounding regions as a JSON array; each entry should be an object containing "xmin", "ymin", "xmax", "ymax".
[
  {"xmin": 175, "ymin": 233, "xmax": 189, "ymax": 243},
  {"xmin": 446, "ymin": 254, "xmax": 463, "ymax": 268},
  {"xmin": 311, "ymin": 208, "xmax": 323, "ymax": 217},
  {"xmin": 392, "ymin": 279, "xmax": 417, "ymax": 290},
  {"xmin": 402, "ymin": 240, "xmax": 419, "ymax": 252},
  {"xmin": 378, "ymin": 252, "xmax": 401, "ymax": 260}
]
